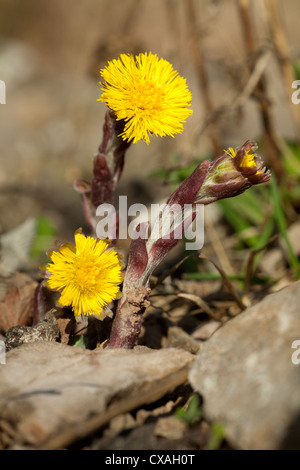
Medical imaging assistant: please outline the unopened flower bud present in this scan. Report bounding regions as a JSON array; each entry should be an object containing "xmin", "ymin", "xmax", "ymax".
[{"xmin": 196, "ymin": 140, "xmax": 271, "ymax": 204}]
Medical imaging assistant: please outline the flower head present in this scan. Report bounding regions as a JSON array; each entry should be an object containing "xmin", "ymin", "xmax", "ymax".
[
  {"xmin": 98, "ymin": 52, "xmax": 193, "ymax": 144},
  {"xmin": 224, "ymin": 141, "xmax": 269, "ymax": 183},
  {"xmin": 45, "ymin": 231, "xmax": 123, "ymax": 319},
  {"xmin": 196, "ymin": 140, "xmax": 271, "ymax": 204}
]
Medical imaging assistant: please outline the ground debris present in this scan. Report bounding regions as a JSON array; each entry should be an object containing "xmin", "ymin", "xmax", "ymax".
[
  {"xmin": 0, "ymin": 272, "xmax": 37, "ymax": 332},
  {"xmin": 5, "ymin": 310, "xmax": 60, "ymax": 351}
]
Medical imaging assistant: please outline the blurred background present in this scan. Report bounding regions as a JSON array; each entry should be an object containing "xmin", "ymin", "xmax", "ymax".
[
  {"xmin": 1, "ymin": 1, "xmax": 300, "ymax": 450},
  {"xmin": 1, "ymin": 0, "xmax": 300, "ymax": 286}
]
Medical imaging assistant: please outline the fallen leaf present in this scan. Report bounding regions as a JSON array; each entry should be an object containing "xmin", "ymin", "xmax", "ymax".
[{"xmin": 0, "ymin": 273, "xmax": 37, "ymax": 332}]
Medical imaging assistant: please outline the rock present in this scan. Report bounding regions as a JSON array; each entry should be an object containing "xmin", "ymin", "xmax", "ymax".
[
  {"xmin": 282, "ymin": 222, "xmax": 300, "ymax": 257},
  {"xmin": 0, "ymin": 342, "xmax": 194, "ymax": 449},
  {"xmin": 259, "ymin": 247, "xmax": 285, "ymax": 277},
  {"xmin": 189, "ymin": 281, "xmax": 300, "ymax": 450},
  {"xmin": 105, "ymin": 413, "xmax": 136, "ymax": 436},
  {"xmin": 154, "ymin": 416, "xmax": 187, "ymax": 440},
  {"xmin": 135, "ymin": 400, "xmax": 178, "ymax": 426},
  {"xmin": 191, "ymin": 320, "xmax": 221, "ymax": 341},
  {"xmin": 259, "ymin": 222, "xmax": 300, "ymax": 277},
  {"xmin": 162, "ymin": 326, "xmax": 201, "ymax": 354}
]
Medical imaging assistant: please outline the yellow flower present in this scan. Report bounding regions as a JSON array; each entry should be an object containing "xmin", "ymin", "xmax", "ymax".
[
  {"xmin": 46, "ymin": 231, "xmax": 123, "ymax": 318},
  {"xmin": 98, "ymin": 52, "xmax": 193, "ymax": 144},
  {"xmin": 195, "ymin": 140, "xmax": 270, "ymax": 204},
  {"xmin": 225, "ymin": 146, "xmax": 260, "ymax": 174}
]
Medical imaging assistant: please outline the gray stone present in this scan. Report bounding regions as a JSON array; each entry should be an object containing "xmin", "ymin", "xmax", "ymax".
[
  {"xmin": 282, "ymin": 222, "xmax": 300, "ymax": 257},
  {"xmin": 189, "ymin": 281, "xmax": 300, "ymax": 450},
  {"xmin": 163, "ymin": 326, "xmax": 201, "ymax": 354},
  {"xmin": 0, "ymin": 342, "xmax": 194, "ymax": 449},
  {"xmin": 154, "ymin": 416, "xmax": 187, "ymax": 440}
]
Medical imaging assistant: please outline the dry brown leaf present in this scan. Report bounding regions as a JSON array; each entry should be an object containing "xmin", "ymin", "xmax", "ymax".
[
  {"xmin": 191, "ymin": 320, "xmax": 221, "ymax": 341},
  {"xmin": 0, "ymin": 273, "xmax": 37, "ymax": 332},
  {"xmin": 56, "ymin": 312, "xmax": 76, "ymax": 345}
]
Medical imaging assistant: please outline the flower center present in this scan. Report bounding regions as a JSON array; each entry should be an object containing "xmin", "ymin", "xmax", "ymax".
[
  {"xmin": 226, "ymin": 147, "xmax": 258, "ymax": 169},
  {"xmin": 73, "ymin": 258, "xmax": 100, "ymax": 293},
  {"xmin": 131, "ymin": 79, "xmax": 164, "ymax": 114},
  {"xmin": 240, "ymin": 150, "xmax": 256, "ymax": 168}
]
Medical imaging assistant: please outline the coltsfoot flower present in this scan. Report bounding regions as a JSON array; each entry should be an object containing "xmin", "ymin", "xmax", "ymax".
[
  {"xmin": 196, "ymin": 140, "xmax": 271, "ymax": 204},
  {"xmin": 45, "ymin": 231, "xmax": 123, "ymax": 319},
  {"xmin": 98, "ymin": 52, "xmax": 193, "ymax": 144}
]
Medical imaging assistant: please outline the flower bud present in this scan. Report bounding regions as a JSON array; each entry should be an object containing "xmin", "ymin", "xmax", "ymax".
[{"xmin": 196, "ymin": 140, "xmax": 271, "ymax": 204}]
